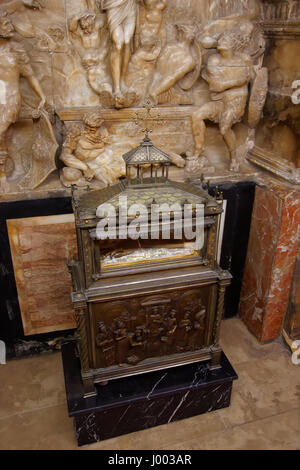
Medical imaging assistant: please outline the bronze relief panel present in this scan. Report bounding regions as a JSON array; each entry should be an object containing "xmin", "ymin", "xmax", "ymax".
[{"xmin": 91, "ymin": 287, "xmax": 210, "ymax": 370}]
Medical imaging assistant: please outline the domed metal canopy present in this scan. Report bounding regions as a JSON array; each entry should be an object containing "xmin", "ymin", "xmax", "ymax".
[{"xmin": 123, "ymin": 136, "xmax": 172, "ymax": 166}]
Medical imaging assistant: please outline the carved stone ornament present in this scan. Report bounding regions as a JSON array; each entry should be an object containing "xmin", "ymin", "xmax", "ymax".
[
  {"xmin": 0, "ymin": 5, "xmax": 58, "ymax": 194},
  {"xmin": 0, "ymin": 0, "xmax": 276, "ymax": 198},
  {"xmin": 60, "ymin": 111, "xmax": 126, "ymax": 187}
]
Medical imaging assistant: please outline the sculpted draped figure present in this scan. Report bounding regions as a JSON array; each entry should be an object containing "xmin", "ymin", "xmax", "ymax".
[
  {"xmin": 100, "ymin": 0, "xmax": 139, "ymax": 101},
  {"xmin": 0, "ymin": 9, "xmax": 46, "ymax": 182}
]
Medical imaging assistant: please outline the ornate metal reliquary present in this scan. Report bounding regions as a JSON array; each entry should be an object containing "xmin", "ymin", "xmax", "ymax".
[{"xmin": 68, "ymin": 137, "xmax": 231, "ymax": 397}]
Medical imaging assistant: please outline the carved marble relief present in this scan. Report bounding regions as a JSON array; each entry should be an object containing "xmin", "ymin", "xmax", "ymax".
[
  {"xmin": 192, "ymin": 25, "xmax": 267, "ymax": 172},
  {"xmin": 60, "ymin": 111, "xmax": 126, "ymax": 187},
  {"xmin": 6, "ymin": 213, "xmax": 77, "ymax": 335},
  {"xmin": 260, "ymin": 0, "xmax": 300, "ymax": 22},
  {"xmin": 248, "ymin": 0, "xmax": 300, "ymax": 183},
  {"xmin": 0, "ymin": 8, "xmax": 46, "ymax": 186},
  {"xmin": 0, "ymin": 0, "xmax": 275, "ymax": 197},
  {"xmin": 0, "ymin": 1, "xmax": 63, "ymax": 195}
]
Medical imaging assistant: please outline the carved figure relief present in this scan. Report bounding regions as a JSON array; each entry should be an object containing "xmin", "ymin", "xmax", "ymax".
[
  {"xmin": 0, "ymin": 0, "xmax": 273, "ymax": 197},
  {"xmin": 112, "ymin": 316, "xmax": 130, "ymax": 364},
  {"xmin": 0, "ymin": 9, "xmax": 57, "ymax": 189},
  {"xmin": 191, "ymin": 23, "xmax": 268, "ymax": 172},
  {"xmin": 60, "ymin": 112, "xmax": 126, "ymax": 187},
  {"xmin": 68, "ymin": 9, "xmax": 112, "ymax": 102},
  {"xmin": 80, "ymin": 0, "xmax": 141, "ymax": 108},
  {"xmin": 125, "ymin": 0, "xmax": 167, "ymax": 102},
  {"xmin": 148, "ymin": 22, "xmax": 202, "ymax": 105},
  {"xmin": 135, "ymin": 0, "xmax": 167, "ymax": 48},
  {"xmin": 0, "ymin": 5, "xmax": 60, "ymax": 193},
  {"xmin": 101, "ymin": 0, "xmax": 138, "ymax": 98},
  {"xmin": 261, "ymin": 1, "xmax": 300, "ymax": 21},
  {"xmin": 68, "ymin": 1, "xmax": 205, "ymax": 109},
  {"xmin": 95, "ymin": 320, "xmax": 115, "ymax": 366},
  {"xmin": 94, "ymin": 290, "xmax": 208, "ymax": 368}
]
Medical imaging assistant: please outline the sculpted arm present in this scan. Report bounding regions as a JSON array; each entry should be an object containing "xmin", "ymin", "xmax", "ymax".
[
  {"xmin": 17, "ymin": 51, "xmax": 46, "ymax": 107},
  {"xmin": 60, "ymin": 148, "xmax": 89, "ymax": 172},
  {"xmin": 24, "ymin": 72, "xmax": 46, "ymax": 107},
  {"xmin": 205, "ymin": 55, "xmax": 252, "ymax": 92},
  {"xmin": 208, "ymin": 72, "xmax": 251, "ymax": 93},
  {"xmin": 200, "ymin": 20, "xmax": 235, "ymax": 49},
  {"xmin": 30, "ymin": 77, "xmax": 46, "ymax": 105}
]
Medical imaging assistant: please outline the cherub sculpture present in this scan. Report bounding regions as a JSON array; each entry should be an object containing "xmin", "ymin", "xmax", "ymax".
[{"xmin": 60, "ymin": 112, "xmax": 125, "ymax": 188}]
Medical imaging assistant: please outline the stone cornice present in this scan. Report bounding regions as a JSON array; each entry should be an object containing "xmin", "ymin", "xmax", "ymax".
[
  {"xmin": 248, "ymin": 145, "xmax": 300, "ymax": 184},
  {"xmin": 260, "ymin": 20, "xmax": 300, "ymax": 39}
]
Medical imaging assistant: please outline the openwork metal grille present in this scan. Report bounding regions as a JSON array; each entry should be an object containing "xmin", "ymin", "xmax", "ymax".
[
  {"xmin": 107, "ymin": 186, "xmax": 205, "ymax": 209},
  {"xmin": 123, "ymin": 137, "xmax": 172, "ymax": 166}
]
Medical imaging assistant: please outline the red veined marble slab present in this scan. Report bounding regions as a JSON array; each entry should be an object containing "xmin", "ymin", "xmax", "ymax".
[
  {"xmin": 7, "ymin": 214, "xmax": 77, "ymax": 335},
  {"xmin": 239, "ymin": 184, "xmax": 300, "ymax": 342}
]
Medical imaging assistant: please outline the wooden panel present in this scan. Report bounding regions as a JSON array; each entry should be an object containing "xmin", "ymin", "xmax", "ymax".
[{"xmin": 7, "ymin": 214, "xmax": 77, "ymax": 335}]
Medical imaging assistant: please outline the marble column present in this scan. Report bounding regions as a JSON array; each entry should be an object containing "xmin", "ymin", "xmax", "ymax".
[{"xmin": 239, "ymin": 182, "xmax": 300, "ymax": 342}]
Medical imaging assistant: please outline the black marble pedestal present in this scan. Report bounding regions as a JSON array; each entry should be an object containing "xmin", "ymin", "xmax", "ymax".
[{"xmin": 61, "ymin": 342, "xmax": 237, "ymax": 447}]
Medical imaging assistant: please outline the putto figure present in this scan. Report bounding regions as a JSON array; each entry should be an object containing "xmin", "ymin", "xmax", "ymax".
[
  {"xmin": 0, "ymin": 10, "xmax": 46, "ymax": 180},
  {"xmin": 60, "ymin": 112, "xmax": 125, "ymax": 187}
]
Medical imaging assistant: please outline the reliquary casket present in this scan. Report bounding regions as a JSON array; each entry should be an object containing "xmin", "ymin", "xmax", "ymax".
[{"xmin": 68, "ymin": 136, "xmax": 231, "ymax": 397}]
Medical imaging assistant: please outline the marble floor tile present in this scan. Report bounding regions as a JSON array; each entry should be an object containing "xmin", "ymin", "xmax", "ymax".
[
  {"xmin": 214, "ymin": 385, "xmax": 255, "ymax": 428},
  {"xmin": 0, "ymin": 352, "xmax": 66, "ymax": 419},
  {"xmin": 217, "ymin": 351, "xmax": 300, "ymax": 427},
  {"xmin": 169, "ymin": 408, "xmax": 300, "ymax": 450},
  {"xmin": 220, "ymin": 317, "xmax": 287, "ymax": 365},
  {"xmin": 0, "ymin": 404, "xmax": 77, "ymax": 450}
]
